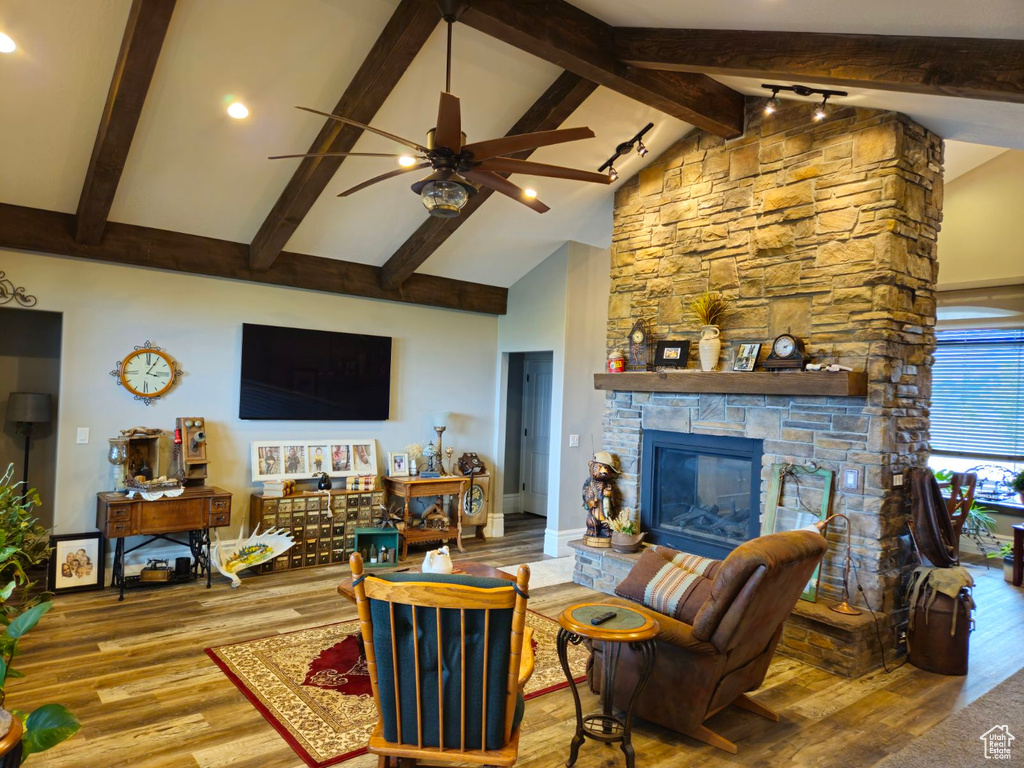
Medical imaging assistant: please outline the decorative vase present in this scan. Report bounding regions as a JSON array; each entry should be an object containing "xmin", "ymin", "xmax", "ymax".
[
  {"xmin": 107, "ymin": 437, "xmax": 128, "ymax": 491},
  {"xmin": 698, "ymin": 325, "xmax": 721, "ymax": 371},
  {"xmin": 611, "ymin": 531, "xmax": 646, "ymax": 554},
  {"xmin": 0, "ymin": 712, "xmax": 22, "ymax": 767},
  {"xmin": 1005, "ymin": 556, "xmax": 1015, "ymax": 584}
]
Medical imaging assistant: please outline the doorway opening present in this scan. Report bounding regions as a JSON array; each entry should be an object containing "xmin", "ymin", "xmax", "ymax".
[
  {"xmin": 0, "ymin": 308, "xmax": 62, "ymax": 529},
  {"xmin": 503, "ymin": 351, "xmax": 554, "ymax": 535}
]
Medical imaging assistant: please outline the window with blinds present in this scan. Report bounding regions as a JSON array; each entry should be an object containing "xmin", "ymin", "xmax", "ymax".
[{"xmin": 931, "ymin": 328, "xmax": 1024, "ymax": 460}]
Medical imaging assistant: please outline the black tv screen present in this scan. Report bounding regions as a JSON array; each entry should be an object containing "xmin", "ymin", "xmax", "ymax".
[{"xmin": 239, "ymin": 323, "xmax": 392, "ymax": 420}]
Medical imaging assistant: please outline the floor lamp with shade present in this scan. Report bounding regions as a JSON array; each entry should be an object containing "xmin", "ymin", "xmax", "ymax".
[{"xmin": 5, "ymin": 392, "xmax": 51, "ymax": 490}]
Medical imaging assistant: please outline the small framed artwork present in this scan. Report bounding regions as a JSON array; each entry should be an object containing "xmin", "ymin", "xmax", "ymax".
[
  {"xmin": 654, "ymin": 340, "xmax": 691, "ymax": 368},
  {"xmin": 733, "ymin": 342, "xmax": 762, "ymax": 372},
  {"xmin": 389, "ymin": 452, "xmax": 410, "ymax": 477},
  {"xmin": 252, "ymin": 440, "xmax": 379, "ymax": 481},
  {"xmin": 48, "ymin": 532, "xmax": 105, "ymax": 594}
]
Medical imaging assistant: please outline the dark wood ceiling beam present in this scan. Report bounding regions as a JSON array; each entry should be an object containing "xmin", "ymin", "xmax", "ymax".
[
  {"xmin": 614, "ymin": 28, "xmax": 1024, "ymax": 104},
  {"xmin": 457, "ymin": 0, "xmax": 744, "ymax": 138},
  {"xmin": 380, "ymin": 71, "xmax": 597, "ymax": 290},
  {"xmin": 0, "ymin": 204, "xmax": 507, "ymax": 315},
  {"xmin": 248, "ymin": 0, "xmax": 439, "ymax": 271},
  {"xmin": 74, "ymin": 0, "xmax": 177, "ymax": 245}
]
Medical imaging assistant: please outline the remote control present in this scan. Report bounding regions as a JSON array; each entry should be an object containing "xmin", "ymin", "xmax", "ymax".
[{"xmin": 590, "ymin": 611, "xmax": 617, "ymax": 626}]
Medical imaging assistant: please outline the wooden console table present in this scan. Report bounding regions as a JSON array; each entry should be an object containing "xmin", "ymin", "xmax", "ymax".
[
  {"xmin": 383, "ymin": 475, "xmax": 469, "ymax": 560},
  {"xmin": 97, "ymin": 486, "xmax": 232, "ymax": 601}
]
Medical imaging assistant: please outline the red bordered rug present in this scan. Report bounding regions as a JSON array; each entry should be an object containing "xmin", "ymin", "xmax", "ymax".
[{"xmin": 206, "ymin": 611, "xmax": 589, "ymax": 768}]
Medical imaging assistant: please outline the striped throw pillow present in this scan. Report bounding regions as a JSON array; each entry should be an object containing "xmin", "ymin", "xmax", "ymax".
[{"xmin": 614, "ymin": 548, "xmax": 720, "ymax": 625}]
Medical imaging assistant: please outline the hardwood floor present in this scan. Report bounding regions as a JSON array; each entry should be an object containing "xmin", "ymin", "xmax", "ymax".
[{"xmin": 12, "ymin": 514, "xmax": 1024, "ymax": 768}]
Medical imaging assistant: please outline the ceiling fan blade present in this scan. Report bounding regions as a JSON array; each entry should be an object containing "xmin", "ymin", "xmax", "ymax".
[
  {"xmin": 337, "ymin": 163, "xmax": 430, "ymax": 197},
  {"xmin": 463, "ymin": 170, "xmax": 549, "ymax": 213},
  {"xmin": 434, "ymin": 92, "xmax": 462, "ymax": 152},
  {"xmin": 462, "ymin": 127, "xmax": 595, "ymax": 161},
  {"xmin": 295, "ymin": 106, "xmax": 429, "ymax": 152},
  {"xmin": 269, "ymin": 152, "xmax": 423, "ymax": 160},
  {"xmin": 475, "ymin": 157, "xmax": 612, "ymax": 184}
]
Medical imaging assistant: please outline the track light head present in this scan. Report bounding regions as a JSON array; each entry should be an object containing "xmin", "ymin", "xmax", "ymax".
[
  {"xmin": 763, "ymin": 89, "xmax": 781, "ymax": 116},
  {"xmin": 812, "ymin": 96, "xmax": 829, "ymax": 122},
  {"xmin": 608, "ymin": 166, "xmax": 619, "ymax": 182},
  {"xmin": 636, "ymin": 140, "xmax": 648, "ymax": 158}
]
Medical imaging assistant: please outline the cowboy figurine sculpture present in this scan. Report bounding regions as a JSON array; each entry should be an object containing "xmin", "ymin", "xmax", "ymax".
[{"xmin": 583, "ymin": 451, "xmax": 619, "ymax": 548}]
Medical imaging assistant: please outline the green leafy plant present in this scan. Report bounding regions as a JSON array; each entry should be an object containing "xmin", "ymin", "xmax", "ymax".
[
  {"xmin": 1011, "ymin": 469, "xmax": 1024, "ymax": 494},
  {"xmin": 0, "ymin": 464, "xmax": 79, "ymax": 762},
  {"xmin": 987, "ymin": 542, "xmax": 1013, "ymax": 560},
  {"xmin": 689, "ymin": 291, "xmax": 728, "ymax": 327}
]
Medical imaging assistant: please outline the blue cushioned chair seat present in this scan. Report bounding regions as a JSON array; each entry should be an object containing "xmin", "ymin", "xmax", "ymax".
[{"xmin": 368, "ymin": 572, "xmax": 518, "ymax": 751}]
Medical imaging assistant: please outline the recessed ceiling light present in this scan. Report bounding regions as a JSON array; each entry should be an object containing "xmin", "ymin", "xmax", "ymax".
[
  {"xmin": 524, "ymin": 188, "xmax": 537, "ymax": 199},
  {"xmin": 397, "ymin": 155, "xmax": 417, "ymax": 167},
  {"xmin": 0, "ymin": 33, "xmax": 16, "ymax": 54},
  {"xmin": 227, "ymin": 101, "xmax": 249, "ymax": 120}
]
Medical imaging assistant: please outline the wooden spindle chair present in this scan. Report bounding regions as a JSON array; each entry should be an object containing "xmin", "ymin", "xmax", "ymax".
[
  {"xmin": 350, "ymin": 553, "xmax": 534, "ymax": 768},
  {"xmin": 939, "ymin": 471, "xmax": 977, "ymax": 560}
]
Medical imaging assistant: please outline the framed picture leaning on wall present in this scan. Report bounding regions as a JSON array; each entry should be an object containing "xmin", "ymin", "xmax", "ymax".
[{"xmin": 48, "ymin": 532, "xmax": 105, "ymax": 594}]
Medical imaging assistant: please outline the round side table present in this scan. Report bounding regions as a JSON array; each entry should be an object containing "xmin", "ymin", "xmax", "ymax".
[{"xmin": 556, "ymin": 602, "xmax": 659, "ymax": 768}]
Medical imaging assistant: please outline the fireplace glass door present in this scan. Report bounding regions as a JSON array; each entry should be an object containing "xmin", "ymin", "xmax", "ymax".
[{"xmin": 640, "ymin": 431, "xmax": 762, "ymax": 559}]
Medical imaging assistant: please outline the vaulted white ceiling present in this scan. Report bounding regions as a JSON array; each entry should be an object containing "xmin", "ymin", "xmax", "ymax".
[{"xmin": 0, "ymin": 0, "xmax": 1021, "ymax": 289}]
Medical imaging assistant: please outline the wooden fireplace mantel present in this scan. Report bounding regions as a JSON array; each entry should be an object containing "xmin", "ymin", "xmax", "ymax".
[{"xmin": 594, "ymin": 371, "xmax": 868, "ymax": 397}]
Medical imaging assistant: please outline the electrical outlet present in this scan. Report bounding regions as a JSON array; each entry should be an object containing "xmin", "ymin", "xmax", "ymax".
[
  {"xmin": 568, "ymin": 434, "xmax": 580, "ymax": 448},
  {"xmin": 896, "ymin": 630, "xmax": 908, "ymax": 652},
  {"xmin": 892, "ymin": 472, "xmax": 904, "ymax": 488},
  {"xmin": 76, "ymin": 427, "xmax": 90, "ymax": 445},
  {"xmin": 843, "ymin": 468, "xmax": 860, "ymax": 490}
]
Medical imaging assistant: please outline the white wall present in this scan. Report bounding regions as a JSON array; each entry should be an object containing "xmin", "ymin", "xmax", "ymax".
[
  {"xmin": 494, "ymin": 241, "xmax": 610, "ymax": 556},
  {"xmin": 0, "ymin": 249, "xmax": 499, "ymax": 540},
  {"xmin": 938, "ymin": 149, "xmax": 1024, "ymax": 290}
]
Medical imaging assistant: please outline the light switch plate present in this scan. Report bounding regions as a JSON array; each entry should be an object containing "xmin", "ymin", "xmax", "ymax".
[
  {"xmin": 568, "ymin": 434, "xmax": 580, "ymax": 448},
  {"xmin": 76, "ymin": 427, "xmax": 90, "ymax": 444},
  {"xmin": 843, "ymin": 468, "xmax": 860, "ymax": 490}
]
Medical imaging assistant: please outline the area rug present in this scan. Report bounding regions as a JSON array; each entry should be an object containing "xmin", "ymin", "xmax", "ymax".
[
  {"xmin": 874, "ymin": 666, "xmax": 1024, "ymax": 767},
  {"xmin": 206, "ymin": 611, "xmax": 589, "ymax": 767},
  {"xmin": 499, "ymin": 556, "xmax": 574, "ymax": 589}
]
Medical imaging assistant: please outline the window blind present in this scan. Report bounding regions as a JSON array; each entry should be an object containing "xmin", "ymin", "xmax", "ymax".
[{"xmin": 931, "ymin": 328, "xmax": 1024, "ymax": 459}]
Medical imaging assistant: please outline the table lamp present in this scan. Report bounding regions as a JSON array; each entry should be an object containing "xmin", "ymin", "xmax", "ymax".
[
  {"xmin": 5, "ymin": 392, "xmax": 51, "ymax": 490},
  {"xmin": 427, "ymin": 411, "xmax": 450, "ymax": 474}
]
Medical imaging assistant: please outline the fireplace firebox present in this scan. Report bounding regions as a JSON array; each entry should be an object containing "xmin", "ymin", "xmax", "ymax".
[{"xmin": 640, "ymin": 430, "xmax": 763, "ymax": 559}]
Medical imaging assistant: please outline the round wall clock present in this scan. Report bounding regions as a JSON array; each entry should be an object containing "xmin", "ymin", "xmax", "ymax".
[{"xmin": 110, "ymin": 341, "xmax": 182, "ymax": 405}]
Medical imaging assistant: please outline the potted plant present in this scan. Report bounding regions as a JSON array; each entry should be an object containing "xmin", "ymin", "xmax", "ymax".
[
  {"xmin": 1011, "ymin": 469, "xmax": 1024, "ymax": 506},
  {"xmin": 690, "ymin": 292, "xmax": 728, "ymax": 371},
  {"xmin": 986, "ymin": 542, "xmax": 1015, "ymax": 583},
  {"xmin": 0, "ymin": 464, "xmax": 79, "ymax": 764},
  {"xmin": 609, "ymin": 508, "xmax": 645, "ymax": 553}
]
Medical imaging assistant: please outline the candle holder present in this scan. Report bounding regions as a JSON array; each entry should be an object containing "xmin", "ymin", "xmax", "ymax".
[{"xmin": 107, "ymin": 437, "xmax": 129, "ymax": 491}]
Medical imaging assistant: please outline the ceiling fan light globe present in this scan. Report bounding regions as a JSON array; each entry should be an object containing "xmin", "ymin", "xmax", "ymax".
[{"xmin": 421, "ymin": 179, "xmax": 470, "ymax": 218}]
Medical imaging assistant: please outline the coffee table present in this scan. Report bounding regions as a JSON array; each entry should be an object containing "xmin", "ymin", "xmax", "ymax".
[
  {"xmin": 337, "ymin": 560, "xmax": 514, "ymax": 602},
  {"xmin": 557, "ymin": 602, "xmax": 659, "ymax": 768}
]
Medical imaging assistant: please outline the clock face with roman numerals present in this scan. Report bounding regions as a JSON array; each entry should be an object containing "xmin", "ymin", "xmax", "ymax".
[{"xmin": 119, "ymin": 348, "xmax": 176, "ymax": 399}]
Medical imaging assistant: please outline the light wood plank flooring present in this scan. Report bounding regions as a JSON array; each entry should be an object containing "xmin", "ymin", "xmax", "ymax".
[{"xmin": 12, "ymin": 513, "xmax": 1024, "ymax": 767}]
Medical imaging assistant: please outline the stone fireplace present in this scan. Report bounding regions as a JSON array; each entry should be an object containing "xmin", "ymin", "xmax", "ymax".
[{"xmin": 572, "ymin": 98, "xmax": 944, "ymax": 677}]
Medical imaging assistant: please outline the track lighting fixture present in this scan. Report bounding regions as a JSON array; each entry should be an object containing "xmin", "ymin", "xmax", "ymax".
[
  {"xmin": 598, "ymin": 122, "xmax": 654, "ymax": 181},
  {"xmin": 761, "ymin": 84, "xmax": 847, "ymax": 123}
]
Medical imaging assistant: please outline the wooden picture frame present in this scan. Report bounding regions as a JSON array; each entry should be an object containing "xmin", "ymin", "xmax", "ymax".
[
  {"xmin": 389, "ymin": 452, "xmax": 410, "ymax": 477},
  {"xmin": 761, "ymin": 463, "xmax": 834, "ymax": 602},
  {"xmin": 48, "ymin": 532, "xmax": 105, "ymax": 594},
  {"xmin": 653, "ymin": 340, "xmax": 691, "ymax": 368},
  {"xmin": 733, "ymin": 342, "xmax": 762, "ymax": 372},
  {"xmin": 251, "ymin": 439, "xmax": 378, "ymax": 481}
]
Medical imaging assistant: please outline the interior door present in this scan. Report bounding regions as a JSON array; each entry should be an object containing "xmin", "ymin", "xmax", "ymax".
[{"xmin": 520, "ymin": 355, "xmax": 553, "ymax": 516}]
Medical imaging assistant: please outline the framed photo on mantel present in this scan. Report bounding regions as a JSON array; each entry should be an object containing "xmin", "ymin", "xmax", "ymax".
[
  {"xmin": 654, "ymin": 340, "xmax": 691, "ymax": 369},
  {"xmin": 251, "ymin": 439, "xmax": 378, "ymax": 481}
]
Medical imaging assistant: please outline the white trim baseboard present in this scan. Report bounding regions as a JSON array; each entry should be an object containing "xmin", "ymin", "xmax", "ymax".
[
  {"xmin": 544, "ymin": 527, "xmax": 586, "ymax": 558},
  {"xmin": 502, "ymin": 493, "xmax": 521, "ymax": 515}
]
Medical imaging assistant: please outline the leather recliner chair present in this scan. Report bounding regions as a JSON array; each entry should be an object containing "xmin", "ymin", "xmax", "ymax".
[{"xmin": 591, "ymin": 529, "xmax": 828, "ymax": 754}]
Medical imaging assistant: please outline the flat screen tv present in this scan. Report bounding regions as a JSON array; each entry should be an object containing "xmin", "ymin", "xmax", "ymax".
[{"xmin": 239, "ymin": 323, "xmax": 392, "ymax": 420}]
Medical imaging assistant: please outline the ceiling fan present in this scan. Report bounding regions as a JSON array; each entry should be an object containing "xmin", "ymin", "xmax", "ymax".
[{"xmin": 270, "ymin": 5, "xmax": 611, "ymax": 218}]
